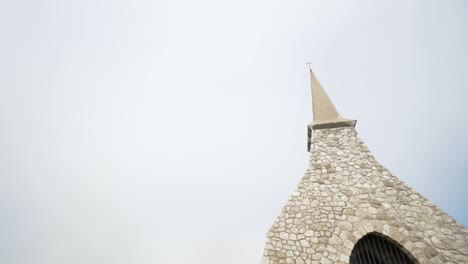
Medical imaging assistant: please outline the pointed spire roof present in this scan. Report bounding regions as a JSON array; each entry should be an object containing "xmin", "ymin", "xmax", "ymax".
[{"xmin": 309, "ymin": 69, "xmax": 356, "ymax": 129}]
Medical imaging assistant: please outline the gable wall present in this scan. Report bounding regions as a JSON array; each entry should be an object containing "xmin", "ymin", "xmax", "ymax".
[{"xmin": 262, "ymin": 127, "xmax": 468, "ymax": 264}]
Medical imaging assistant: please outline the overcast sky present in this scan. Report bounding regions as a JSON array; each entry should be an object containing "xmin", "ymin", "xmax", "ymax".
[{"xmin": 1, "ymin": 1, "xmax": 467, "ymax": 264}]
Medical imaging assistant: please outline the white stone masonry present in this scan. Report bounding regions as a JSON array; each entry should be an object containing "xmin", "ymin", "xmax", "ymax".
[{"xmin": 262, "ymin": 126, "xmax": 468, "ymax": 264}]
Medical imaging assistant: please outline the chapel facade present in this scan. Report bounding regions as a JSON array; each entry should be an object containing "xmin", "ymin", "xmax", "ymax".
[{"xmin": 262, "ymin": 70, "xmax": 468, "ymax": 264}]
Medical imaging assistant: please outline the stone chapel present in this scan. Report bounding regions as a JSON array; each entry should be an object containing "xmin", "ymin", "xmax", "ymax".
[{"xmin": 261, "ymin": 70, "xmax": 468, "ymax": 264}]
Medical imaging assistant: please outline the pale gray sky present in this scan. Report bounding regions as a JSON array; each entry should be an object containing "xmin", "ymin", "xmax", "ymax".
[{"xmin": 1, "ymin": 0, "xmax": 467, "ymax": 263}]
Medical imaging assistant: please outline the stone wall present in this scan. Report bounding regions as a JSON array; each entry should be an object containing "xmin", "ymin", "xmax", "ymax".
[{"xmin": 262, "ymin": 126, "xmax": 468, "ymax": 264}]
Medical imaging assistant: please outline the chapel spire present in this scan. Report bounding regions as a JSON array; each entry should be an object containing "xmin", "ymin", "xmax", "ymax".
[
  {"xmin": 262, "ymin": 69, "xmax": 468, "ymax": 264},
  {"xmin": 309, "ymin": 69, "xmax": 356, "ymax": 129}
]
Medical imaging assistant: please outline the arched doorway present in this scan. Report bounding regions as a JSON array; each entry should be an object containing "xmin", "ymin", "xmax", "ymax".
[{"xmin": 350, "ymin": 233, "xmax": 417, "ymax": 264}]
